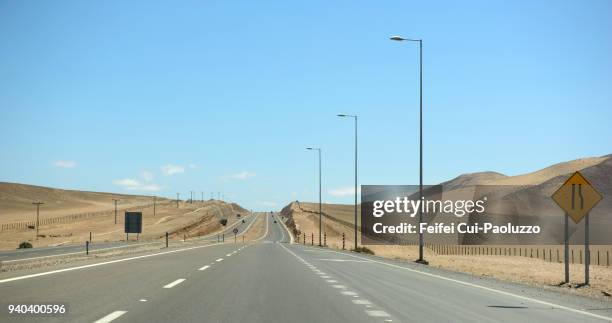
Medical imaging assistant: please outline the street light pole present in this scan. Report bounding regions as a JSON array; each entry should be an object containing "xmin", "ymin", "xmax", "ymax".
[
  {"xmin": 337, "ymin": 114, "xmax": 358, "ymax": 250},
  {"xmin": 391, "ymin": 35, "xmax": 427, "ymax": 264},
  {"xmin": 112, "ymin": 199, "xmax": 120, "ymax": 225},
  {"xmin": 307, "ymin": 147, "xmax": 322, "ymax": 246},
  {"xmin": 32, "ymin": 201, "xmax": 44, "ymax": 240},
  {"xmin": 176, "ymin": 193, "xmax": 180, "ymax": 208}
]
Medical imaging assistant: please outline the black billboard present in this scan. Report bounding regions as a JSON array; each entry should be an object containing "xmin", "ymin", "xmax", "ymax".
[{"xmin": 124, "ymin": 212, "xmax": 142, "ymax": 234}]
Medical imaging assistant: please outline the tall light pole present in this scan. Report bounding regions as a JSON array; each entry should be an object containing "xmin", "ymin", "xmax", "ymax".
[
  {"xmin": 153, "ymin": 196, "xmax": 156, "ymax": 216},
  {"xmin": 337, "ymin": 114, "xmax": 358, "ymax": 250},
  {"xmin": 307, "ymin": 147, "xmax": 322, "ymax": 246},
  {"xmin": 201, "ymin": 191, "xmax": 204, "ymax": 203},
  {"xmin": 32, "ymin": 201, "xmax": 44, "ymax": 240},
  {"xmin": 176, "ymin": 193, "xmax": 180, "ymax": 208},
  {"xmin": 112, "ymin": 199, "xmax": 120, "ymax": 225},
  {"xmin": 390, "ymin": 35, "xmax": 427, "ymax": 264}
]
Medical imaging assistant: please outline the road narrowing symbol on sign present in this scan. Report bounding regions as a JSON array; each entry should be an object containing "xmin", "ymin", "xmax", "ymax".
[{"xmin": 552, "ymin": 171, "xmax": 602, "ymax": 224}]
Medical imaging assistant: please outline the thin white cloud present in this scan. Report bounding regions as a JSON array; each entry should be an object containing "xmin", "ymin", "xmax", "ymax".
[
  {"xmin": 53, "ymin": 160, "xmax": 77, "ymax": 168},
  {"xmin": 223, "ymin": 171, "xmax": 256, "ymax": 181},
  {"xmin": 113, "ymin": 178, "xmax": 162, "ymax": 192},
  {"xmin": 113, "ymin": 178, "xmax": 140, "ymax": 188},
  {"xmin": 291, "ymin": 192, "xmax": 298, "ymax": 198},
  {"xmin": 328, "ymin": 186, "xmax": 361, "ymax": 197},
  {"xmin": 161, "ymin": 164, "xmax": 185, "ymax": 176},
  {"xmin": 141, "ymin": 171, "xmax": 154, "ymax": 182}
]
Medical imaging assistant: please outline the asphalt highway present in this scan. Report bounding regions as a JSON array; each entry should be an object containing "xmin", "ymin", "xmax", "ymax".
[{"xmin": 1, "ymin": 213, "xmax": 611, "ymax": 322}]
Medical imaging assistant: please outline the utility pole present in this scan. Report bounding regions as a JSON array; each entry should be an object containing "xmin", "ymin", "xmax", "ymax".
[
  {"xmin": 112, "ymin": 199, "xmax": 120, "ymax": 225},
  {"xmin": 32, "ymin": 201, "xmax": 44, "ymax": 240},
  {"xmin": 153, "ymin": 196, "xmax": 156, "ymax": 216},
  {"xmin": 201, "ymin": 191, "xmax": 204, "ymax": 203},
  {"xmin": 176, "ymin": 193, "xmax": 180, "ymax": 208}
]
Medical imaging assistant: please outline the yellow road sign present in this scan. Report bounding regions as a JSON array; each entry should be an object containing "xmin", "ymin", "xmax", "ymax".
[{"xmin": 552, "ymin": 171, "xmax": 602, "ymax": 223}]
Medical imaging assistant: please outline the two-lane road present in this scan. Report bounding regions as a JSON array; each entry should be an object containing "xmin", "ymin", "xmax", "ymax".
[{"xmin": 1, "ymin": 212, "xmax": 611, "ymax": 322}]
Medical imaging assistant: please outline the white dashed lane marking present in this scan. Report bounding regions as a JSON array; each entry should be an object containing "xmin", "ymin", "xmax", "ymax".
[
  {"xmin": 216, "ymin": 258, "xmax": 223, "ymax": 262},
  {"xmin": 198, "ymin": 265, "xmax": 210, "ymax": 271},
  {"xmin": 93, "ymin": 310, "xmax": 128, "ymax": 323},
  {"xmin": 163, "ymin": 279, "xmax": 186, "ymax": 289},
  {"xmin": 352, "ymin": 299, "xmax": 372, "ymax": 305},
  {"xmin": 279, "ymin": 244, "xmax": 395, "ymax": 322},
  {"xmin": 366, "ymin": 310, "xmax": 391, "ymax": 317}
]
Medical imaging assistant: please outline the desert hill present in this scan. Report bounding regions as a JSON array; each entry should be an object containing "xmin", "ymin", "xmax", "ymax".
[{"xmin": 0, "ymin": 182, "xmax": 161, "ymax": 223}]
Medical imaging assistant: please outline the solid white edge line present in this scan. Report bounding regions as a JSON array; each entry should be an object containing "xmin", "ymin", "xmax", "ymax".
[
  {"xmin": 93, "ymin": 310, "xmax": 128, "ymax": 323},
  {"xmin": 318, "ymin": 247, "xmax": 612, "ymax": 322},
  {"xmin": 277, "ymin": 214, "xmax": 295, "ymax": 244},
  {"xmin": 0, "ymin": 242, "xmax": 225, "ymax": 284},
  {"xmin": 163, "ymin": 278, "xmax": 186, "ymax": 289}
]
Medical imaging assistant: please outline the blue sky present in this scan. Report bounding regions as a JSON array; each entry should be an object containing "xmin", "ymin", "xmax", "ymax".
[{"xmin": 1, "ymin": 1, "xmax": 611, "ymax": 210}]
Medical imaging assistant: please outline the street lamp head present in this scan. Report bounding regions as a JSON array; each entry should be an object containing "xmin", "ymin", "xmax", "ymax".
[
  {"xmin": 337, "ymin": 114, "xmax": 347, "ymax": 117},
  {"xmin": 390, "ymin": 35, "xmax": 405, "ymax": 41},
  {"xmin": 306, "ymin": 147, "xmax": 313, "ymax": 150}
]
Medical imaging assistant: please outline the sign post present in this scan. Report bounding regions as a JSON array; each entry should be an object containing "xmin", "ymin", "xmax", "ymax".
[
  {"xmin": 552, "ymin": 171, "xmax": 602, "ymax": 286},
  {"xmin": 233, "ymin": 228, "xmax": 239, "ymax": 243}
]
